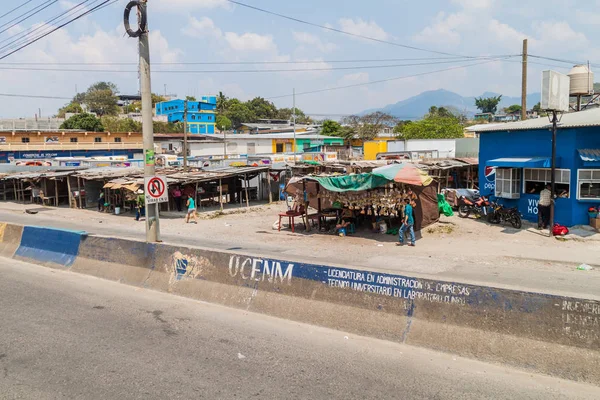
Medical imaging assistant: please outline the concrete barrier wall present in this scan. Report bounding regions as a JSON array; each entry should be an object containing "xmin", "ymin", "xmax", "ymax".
[
  {"xmin": 2, "ymin": 222, "xmax": 599, "ymax": 384},
  {"xmin": 14, "ymin": 226, "xmax": 85, "ymax": 267},
  {"xmin": 0, "ymin": 222, "xmax": 22, "ymax": 258}
]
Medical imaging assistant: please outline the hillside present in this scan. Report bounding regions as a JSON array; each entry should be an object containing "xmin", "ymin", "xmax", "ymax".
[{"xmin": 362, "ymin": 89, "xmax": 541, "ymax": 120}]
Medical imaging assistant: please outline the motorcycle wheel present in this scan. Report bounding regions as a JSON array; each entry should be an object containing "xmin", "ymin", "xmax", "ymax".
[
  {"xmin": 458, "ymin": 205, "xmax": 470, "ymax": 218},
  {"xmin": 510, "ymin": 214, "xmax": 522, "ymax": 229},
  {"xmin": 487, "ymin": 212, "xmax": 500, "ymax": 224}
]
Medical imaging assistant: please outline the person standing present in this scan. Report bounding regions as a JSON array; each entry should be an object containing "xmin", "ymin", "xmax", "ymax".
[
  {"xmin": 185, "ymin": 195, "xmax": 198, "ymax": 224},
  {"xmin": 538, "ymin": 184, "xmax": 552, "ymax": 230},
  {"xmin": 98, "ymin": 192, "xmax": 104, "ymax": 212},
  {"xmin": 135, "ymin": 190, "xmax": 146, "ymax": 222},
  {"xmin": 397, "ymin": 198, "xmax": 416, "ymax": 247},
  {"xmin": 173, "ymin": 186, "xmax": 183, "ymax": 212}
]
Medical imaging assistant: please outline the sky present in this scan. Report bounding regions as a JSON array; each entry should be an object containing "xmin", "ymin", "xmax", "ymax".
[{"xmin": 0, "ymin": 0, "xmax": 599, "ymax": 118}]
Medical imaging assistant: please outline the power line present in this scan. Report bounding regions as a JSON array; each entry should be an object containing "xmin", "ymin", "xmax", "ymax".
[
  {"xmin": 0, "ymin": 0, "xmax": 114, "ymax": 61},
  {"xmin": 0, "ymin": 0, "xmax": 96, "ymax": 53},
  {"xmin": 0, "ymin": 55, "xmax": 518, "ymax": 66},
  {"xmin": 0, "ymin": 0, "xmax": 36, "ymax": 21},
  {"xmin": 266, "ymin": 57, "xmax": 512, "ymax": 100},
  {"xmin": 0, "ymin": 56, "xmax": 521, "ymax": 73},
  {"xmin": 0, "ymin": 0, "xmax": 59, "ymax": 36},
  {"xmin": 226, "ymin": 0, "xmax": 473, "ymax": 58},
  {"xmin": 0, "ymin": 93, "xmax": 71, "ymax": 100}
]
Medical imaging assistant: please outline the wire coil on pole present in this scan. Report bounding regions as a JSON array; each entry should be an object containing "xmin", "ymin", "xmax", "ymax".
[{"xmin": 123, "ymin": 0, "xmax": 146, "ymax": 38}]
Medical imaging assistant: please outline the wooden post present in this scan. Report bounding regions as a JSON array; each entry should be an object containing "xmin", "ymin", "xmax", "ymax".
[
  {"xmin": 317, "ymin": 182, "xmax": 322, "ymax": 231},
  {"xmin": 77, "ymin": 177, "xmax": 82, "ymax": 209},
  {"xmin": 12, "ymin": 180, "xmax": 17, "ymax": 203},
  {"xmin": 244, "ymin": 174, "xmax": 250, "ymax": 209},
  {"xmin": 267, "ymin": 172, "xmax": 272, "ymax": 204},
  {"xmin": 42, "ymin": 179, "xmax": 47, "ymax": 205},
  {"xmin": 66, "ymin": 176, "xmax": 73, "ymax": 209},
  {"xmin": 54, "ymin": 180, "xmax": 58, "ymax": 207},
  {"xmin": 195, "ymin": 182, "xmax": 199, "ymax": 210},
  {"xmin": 3, "ymin": 180, "xmax": 6, "ymax": 201},
  {"xmin": 219, "ymin": 178, "xmax": 224, "ymax": 211},
  {"xmin": 20, "ymin": 180, "xmax": 25, "ymax": 203}
]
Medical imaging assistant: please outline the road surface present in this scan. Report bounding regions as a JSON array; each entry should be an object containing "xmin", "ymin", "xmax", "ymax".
[{"xmin": 0, "ymin": 258, "xmax": 598, "ymax": 399}]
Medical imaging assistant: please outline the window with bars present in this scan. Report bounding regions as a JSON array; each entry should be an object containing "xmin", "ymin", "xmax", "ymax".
[
  {"xmin": 577, "ymin": 169, "xmax": 600, "ymax": 200},
  {"xmin": 523, "ymin": 168, "xmax": 570, "ymax": 198},
  {"xmin": 495, "ymin": 168, "xmax": 521, "ymax": 199}
]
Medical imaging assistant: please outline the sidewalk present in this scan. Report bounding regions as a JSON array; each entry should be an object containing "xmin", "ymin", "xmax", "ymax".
[{"xmin": 0, "ymin": 201, "xmax": 598, "ymax": 300}]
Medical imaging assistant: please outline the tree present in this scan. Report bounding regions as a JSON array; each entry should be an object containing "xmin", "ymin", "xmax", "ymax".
[
  {"xmin": 426, "ymin": 106, "xmax": 455, "ymax": 119},
  {"xmin": 343, "ymin": 112, "xmax": 397, "ymax": 141},
  {"xmin": 504, "ymin": 104, "xmax": 522, "ymax": 115},
  {"xmin": 225, "ymin": 102, "xmax": 255, "ymax": 129},
  {"xmin": 393, "ymin": 120, "xmax": 412, "ymax": 134},
  {"xmin": 216, "ymin": 91, "xmax": 228, "ymax": 114},
  {"xmin": 83, "ymin": 81, "xmax": 120, "ymax": 116},
  {"xmin": 475, "ymin": 95, "xmax": 502, "ymax": 114},
  {"xmin": 247, "ymin": 97, "xmax": 278, "ymax": 120},
  {"xmin": 532, "ymin": 102, "xmax": 541, "ymax": 113},
  {"xmin": 321, "ymin": 120, "xmax": 342, "ymax": 136},
  {"xmin": 60, "ymin": 114, "xmax": 104, "ymax": 132},
  {"xmin": 276, "ymin": 107, "xmax": 311, "ymax": 124},
  {"xmin": 100, "ymin": 116, "xmax": 141, "ymax": 132},
  {"xmin": 153, "ymin": 121, "xmax": 184, "ymax": 133},
  {"xmin": 216, "ymin": 115, "xmax": 232, "ymax": 131},
  {"xmin": 185, "ymin": 96, "xmax": 197, "ymax": 102},
  {"xmin": 396, "ymin": 116, "xmax": 463, "ymax": 140},
  {"xmin": 57, "ymin": 102, "xmax": 83, "ymax": 118}
]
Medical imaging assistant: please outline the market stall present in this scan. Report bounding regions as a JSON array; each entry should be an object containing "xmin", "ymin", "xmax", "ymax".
[{"xmin": 285, "ymin": 163, "xmax": 438, "ymax": 234}]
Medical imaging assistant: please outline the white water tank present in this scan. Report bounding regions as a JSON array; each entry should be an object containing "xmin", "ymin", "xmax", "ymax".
[{"xmin": 568, "ymin": 65, "xmax": 593, "ymax": 95}]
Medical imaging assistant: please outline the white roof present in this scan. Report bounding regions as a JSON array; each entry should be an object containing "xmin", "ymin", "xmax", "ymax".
[
  {"xmin": 207, "ymin": 133, "xmax": 338, "ymax": 140},
  {"xmin": 468, "ymin": 108, "xmax": 600, "ymax": 133}
]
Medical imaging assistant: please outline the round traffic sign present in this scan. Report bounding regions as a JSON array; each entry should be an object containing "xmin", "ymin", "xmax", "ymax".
[{"xmin": 147, "ymin": 177, "xmax": 165, "ymax": 198}]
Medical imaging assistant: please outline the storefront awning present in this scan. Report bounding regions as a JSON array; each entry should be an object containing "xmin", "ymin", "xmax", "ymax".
[
  {"xmin": 578, "ymin": 149, "xmax": 600, "ymax": 166},
  {"xmin": 486, "ymin": 157, "xmax": 556, "ymax": 168}
]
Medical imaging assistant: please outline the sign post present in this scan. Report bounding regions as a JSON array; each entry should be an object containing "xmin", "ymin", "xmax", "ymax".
[{"xmin": 145, "ymin": 176, "xmax": 168, "ymax": 205}]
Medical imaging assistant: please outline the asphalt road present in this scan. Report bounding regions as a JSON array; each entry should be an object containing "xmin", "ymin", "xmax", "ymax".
[{"xmin": 0, "ymin": 258, "xmax": 598, "ymax": 400}]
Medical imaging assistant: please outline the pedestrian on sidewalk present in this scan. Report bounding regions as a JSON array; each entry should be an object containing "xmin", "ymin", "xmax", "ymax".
[
  {"xmin": 97, "ymin": 192, "xmax": 104, "ymax": 212},
  {"xmin": 397, "ymin": 198, "xmax": 415, "ymax": 247},
  {"xmin": 185, "ymin": 195, "xmax": 198, "ymax": 224},
  {"xmin": 538, "ymin": 184, "xmax": 552, "ymax": 230},
  {"xmin": 172, "ymin": 186, "xmax": 183, "ymax": 212},
  {"xmin": 135, "ymin": 190, "xmax": 145, "ymax": 222}
]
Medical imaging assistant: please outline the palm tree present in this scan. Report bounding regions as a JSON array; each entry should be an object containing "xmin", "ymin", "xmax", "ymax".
[{"xmin": 217, "ymin": 91, "xmax": 228, "ymax": 114}]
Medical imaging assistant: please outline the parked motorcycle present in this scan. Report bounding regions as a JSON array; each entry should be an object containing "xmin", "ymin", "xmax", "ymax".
[
  {"xmin": 457, "ymin": 195, "xmax": 490, "ymax": 219},
  {"xmin": 487, "ymin": 202, "xmax": 522, "ymax": 229}
]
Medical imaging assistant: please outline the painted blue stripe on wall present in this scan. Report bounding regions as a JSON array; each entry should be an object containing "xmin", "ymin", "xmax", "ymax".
[{"xmin": 15, "ymin": 226, "xmax": 85, "ymax": 267}]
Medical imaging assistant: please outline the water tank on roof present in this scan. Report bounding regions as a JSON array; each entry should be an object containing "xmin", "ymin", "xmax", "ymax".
[{"xmin": 568, "ymin": 64, "xmax": 594, "ymax": 95}]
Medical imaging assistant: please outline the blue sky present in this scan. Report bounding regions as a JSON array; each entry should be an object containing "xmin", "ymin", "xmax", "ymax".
[{"xmin": 0, "ymin": 0, "xmax": 599, "ymax": 118}]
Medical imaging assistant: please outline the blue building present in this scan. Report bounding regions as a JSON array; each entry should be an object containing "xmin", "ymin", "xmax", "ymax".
[
  {"xmin": 474, "ymin": 108, "xmax": 600, "ymax": 227},
  {"xmin": 155, "ymin": 96, "xmax": 217, "ymax": 134}
]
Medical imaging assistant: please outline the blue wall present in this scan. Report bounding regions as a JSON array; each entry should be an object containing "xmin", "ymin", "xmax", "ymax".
[
  {"xmin": 479, "ymin": 126, "xmax": 600, "ymax": 226},
  {"xmin": 0, "ymin": 149, "xmax": 138, "ymax": 163}
]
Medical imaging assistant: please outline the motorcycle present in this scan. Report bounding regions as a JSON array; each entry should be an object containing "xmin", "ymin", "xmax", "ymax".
[
  {"xmin": 457, "ymin": 195, "xmax": 490, "ymax": 219},
  {"xmin": 487, "ymin": 202, "xmax": 522, "ymax": 229}
]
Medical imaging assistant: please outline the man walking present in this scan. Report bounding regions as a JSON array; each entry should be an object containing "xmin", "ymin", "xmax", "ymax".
[
  {"xmin": 538, "ymin": 184, "xmax": 552, "ymax": 229},
  {"xmin": 397, "ymin": 198, "xmax": 415, "ymax": 247}
]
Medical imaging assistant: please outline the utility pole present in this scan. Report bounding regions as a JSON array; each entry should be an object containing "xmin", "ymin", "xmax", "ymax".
[
  {"xmin": 549, "ymin": 110, "xmax": 558, "ymax": 237},
  {"xmin": 183, "ymin": 99, "xmax": 188, "ymax": 168},
  {"xmin": 293, "ymin": 88, "xmax": 297, "ymax": 162},
  {"xmin": 521, "ymin": 39, "xmax": 528, "ymax": 121},
  {"xmin": 127, "ymin": 0, "xmax": 160, "ymax": 242},
  {"xmin": 223, "ymin": 126, "xmax": 227, "ymax": 160}
]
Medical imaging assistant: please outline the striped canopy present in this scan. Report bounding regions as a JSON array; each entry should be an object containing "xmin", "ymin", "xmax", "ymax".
[{"xmin": 372, "ymin": 163, "xmax": 433, "ymax": 187}]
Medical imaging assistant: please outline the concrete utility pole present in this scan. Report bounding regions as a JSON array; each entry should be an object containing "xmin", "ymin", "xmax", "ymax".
[
  {"xmin": 521, "ymin": 39, "xmax": 528, "ymax": 121},
  {"xmin": 131, "ymin": 0, "xmax": 160, "ymax": 242},
  {"xmin": 183, "ymin": 99, "xmax": 188, "ymax": 168},
  {"xmin": 292, "ymin": 88, "xmax": 296, "ymax": 162}
]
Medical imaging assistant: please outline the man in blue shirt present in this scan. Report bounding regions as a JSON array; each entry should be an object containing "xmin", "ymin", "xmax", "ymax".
[{"xmin": 397, "ymin": 198, "xmax": 416, "ymax": 247}]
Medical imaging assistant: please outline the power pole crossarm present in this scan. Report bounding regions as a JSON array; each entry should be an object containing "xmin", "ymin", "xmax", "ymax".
[{"xmin": 521, "ymin": 39, "xmax": 528, "ymax": 121}]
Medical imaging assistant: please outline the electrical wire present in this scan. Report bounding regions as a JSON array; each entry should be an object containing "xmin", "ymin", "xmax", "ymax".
[
  {"xmin": 0, "ymin": 0, "xmax": 59, "ymax": 36},
  {"xmin": 265, "ymin": 57, "xmax": 512, "ymax": 100},
  {"xmin": 0, "ymin": 0, "xmax": 36, "ymax": 21},
  {"xmin": 0, "ymin": 93, "xmax": 71, "ymax": 100},
  {"xmin": 0, "ymin": 0, "xmax": 96, "ymax": 53},
  {"xmin": 0, "ymin": 56, "xmax": 521, "ymax": 73},
  {"xmin": 226, "ymin": 0, "xmax": 474, "ymax": 58},
  {"xmin": 0, "ymin": 55, "xmax": 518, "ymax": 66},
  {"xmin": 0, "ymin": 0, "xmax": 113, "ymax": 60}
]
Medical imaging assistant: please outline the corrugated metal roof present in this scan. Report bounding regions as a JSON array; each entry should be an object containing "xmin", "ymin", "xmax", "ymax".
[
  {"xmin": 467, "ymin": 108, "xmax": 600, "ymax": 133},
  {"xmin": 578, "ymin": 149, "xmax": 600, "ymax": 162}
]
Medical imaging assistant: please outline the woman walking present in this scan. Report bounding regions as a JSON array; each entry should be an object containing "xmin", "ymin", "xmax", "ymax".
[{"xmin": 185, "ymin": 195, "xmax": 198, "ymax": 224}]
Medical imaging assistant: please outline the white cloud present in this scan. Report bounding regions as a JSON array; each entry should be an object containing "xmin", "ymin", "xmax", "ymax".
[
  {"xmin": 292, "ymin": 32, "xmax": 337, "ymax": 53},
  {"xmin": 451, "ymin": 0, "xmax": 494, "ymax": 9},
  {"xmin": 338, "ymin": 18, "xmax": 389, "ymax": 40},
  {"xmin": 154, "ymin": 0, "xmax": 229, "ymax": 11},
  {"xmin": 338, "ymin": 72, "xmax": 370, "ymax": 85},
  {"xmin": 414, "ymin": 12, "xmax": 471, "ymax": 45},
  {"xmin": 575, "ymin": 10, "xmax": 600, "ymax": 25},
  {"xmin": 224, "ymin": 32, "xmax": 276, "ymax": 52},
  {"xmin": 533, "ymin": 21, "xmax": 588, "ymax": 45},
  {"xmin": 181, "ymin": 17, "xmax": 222, "ymax": 39},
  {"xmin": 488, "ymin": 19, "xmax": 531, "ymax": 48}
]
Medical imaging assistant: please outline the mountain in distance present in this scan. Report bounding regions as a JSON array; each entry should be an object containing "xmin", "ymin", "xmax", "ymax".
[{"xmin": 361, "ymin": 89, "xmax": 541, "ymax": 120}]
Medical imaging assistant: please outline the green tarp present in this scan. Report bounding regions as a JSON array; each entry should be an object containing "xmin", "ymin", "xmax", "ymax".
[{"xmin": 309, "ymin": 173, "xmax": 389, "ymax": 192}]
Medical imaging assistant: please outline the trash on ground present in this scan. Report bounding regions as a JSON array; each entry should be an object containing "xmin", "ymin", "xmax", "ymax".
[
  {"xmin": 237, "ymin": 353, "xmax": 246, "ymax": 359},
  {"xmin": 577, "ymin": 264, "xmax": 594, "ymax": 271}
]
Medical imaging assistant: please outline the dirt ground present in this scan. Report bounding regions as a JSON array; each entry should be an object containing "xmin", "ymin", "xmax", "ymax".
[{"xmin": 0, "ymin": 201, "xmax": 599, "ymax": 300}]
